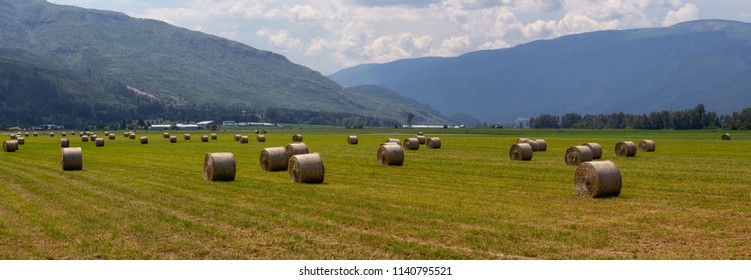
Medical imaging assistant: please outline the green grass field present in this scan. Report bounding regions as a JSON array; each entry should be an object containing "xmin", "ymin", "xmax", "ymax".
[{"xmin": 0, "ymin": 128, "xmax": 749, "ymax": 260}]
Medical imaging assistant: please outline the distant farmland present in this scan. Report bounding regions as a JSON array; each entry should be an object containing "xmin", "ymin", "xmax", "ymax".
[{"xmin": 0, "ymin": 129, "xmax": 749, "ymax": 259}]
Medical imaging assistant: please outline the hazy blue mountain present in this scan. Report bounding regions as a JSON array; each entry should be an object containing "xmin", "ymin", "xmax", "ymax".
[
  {"xmin": 330, "ymin": 20, "xmax": 751, "ymax": 122},
  {"xmin": 0, "ymin": 0, "xmax": 449, "ymax": 126}
]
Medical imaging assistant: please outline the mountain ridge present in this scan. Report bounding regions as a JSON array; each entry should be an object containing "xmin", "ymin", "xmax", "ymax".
[{"xmin": 330, "ymin": 19, "xmax": 751, "ymax": 123}]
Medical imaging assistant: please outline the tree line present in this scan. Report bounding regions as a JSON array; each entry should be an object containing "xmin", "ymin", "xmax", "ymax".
[{"xmin": 529, "ymin": 104, "xmax": 751, "ymax": 130}]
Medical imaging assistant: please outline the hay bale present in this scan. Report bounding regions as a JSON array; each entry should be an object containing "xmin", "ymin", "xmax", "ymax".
[
  {"xmin": 240, "ymin": 136, "xmax": 249, "ymax": 144},
  {"xmin": 95, "ymin": 138, "xmax": 105, "ymax": 147},
  {"xmin": 234, "ymin": 134, "xmax": 242, "ymax": 141},
  {"xmin": 163, "ymin": 132, "xmax": 170, "ymax": 138},
  {"xmin": 49, "ymin": 132, "xmax": 55, "ymax": 137},
  {"xmin": 638, "ymin": 140, "xmax": 656, "ymax": 152},
  {"xmin": 565, "ymin": 146, "xmax": 593, "ymax": 166},
  {"xmin": 3, "ymin": 140, "xmax": 18, "ymax": 152},
  {"xmin": 24, "ymin": 132, "xmax": 29, "ymax": 137},
  {"xmin": 615, "ymin": 141, "xmax": 637, "ymax": 157},
  {"xmin": 427, "ymin": 137, "xmax": 441, "ymax": 149},
  {"xmin": 91, "ymin": 134, "xmax": 97, "ymax": 139},
  {"xmin": 574, "ymin": 160, "xmax": 621, "ymax": 198},
  {"xmin": 203, "ymin": 152, "xmax": 236, "ymax": 181},
  {"xmin": 509, "ymin": 143, "xmax": 533, "ymax": 161},
  {"xmin": 535, "ymin": 139, "xmax": 547, "ymax": 151},
  {"xmin": 403, "ymin": 138, "xmax": 420, "ymax": 150},
  {"xmin": 260, "ymin": 147, "xmax": 289, "ymax": 171},
  {"xmin": 16, "ymin": 137, "xmax": 24, "ymax": 145},
  {"xmin": 417, "ymin": 131, "xmax": 424, "ymax": 136},
  {"xmin": 347, "ymin": 135, "xmax": 358, "ymax": 145},
  {"xmin": 140, "ymin": 136, "xmax": 148, "ymax": 144},
  {"xmin": 385, "ymin": 138, "xmax": 401, "ymax": 146},
  {"xmin": 61, "ymin": 147, "xmax": 83, "ymax": 171},
  {"xmin": 288, "ymin": 153, "xmax": 325, "ymax": 184},
  {"xmin": 81, "ymin": 135, "xmax": 89, "ymax": 142},
  {"xmin": 517, "ymin": 138, "xmax": 539, "ymax": 151},
  {"xmin": 377, "ymin": 143, "xmax": 404, "ymax": 166},
  {"xmin": 124, "ymin": 131, "xmax": 130, "ymax": 137},
  {"xmin": 129, "ymin": 133, "xmax": 136, "ymax": 140},
  {"xmin": 721, "ymin": 133, "xmax": 731, "ymax": 140},
  {"xmin": 184, "ymin": 134, "xmax": 191, "ymax": 140},
  {"xmin": 257, "ymin": 135, "xmax": 266, "ymax": 143},
  {"xmin": 285, "ymin": 143, "xmax": 309, "ymax": 158},
  {"xmin": 211, "ymin": 134, "xmax": 217, "ymax": 140},
  {"xmin": 60, "ymin": 138, "xmax": 70, "ymax": 148},
  {"xmin": 10, "ymin": 134, "xmax": 17, "ymax": 140},
  {"xmin": 292, "ymin": 134, "xmax": 303, "ymax": 142},
  {"xmin": 583, "ymin": 143, "xmax": 603, "ymax": 159},
  {"xmin": 104, "ymin": 132, "xmax": 109, "ymax": 136},
  {"xmin": 62, "ymin": 132, "xmax": 67, "ymax": 136},
  {"xmin": 201, "ymin": 135, "xmax": 209, "ymax": 142},
  {"xmin": 109, "ymin": 134, "xmax": 116, "ymax": 140},
  {"xmin": 169, "ymin": 136, "xmax": 177, "ymax": 143},
  {"xmin": 33, "ymin": 132, "xmax": 38, "ymax": 137},
  {"xmin": 416, "ymin": 135, "xmax": 426, "ymax": 145}
]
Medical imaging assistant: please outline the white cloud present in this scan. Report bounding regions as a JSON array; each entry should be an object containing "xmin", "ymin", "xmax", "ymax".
[
  {"xmin": 59, "ymin": 0, "xmax": 714, "ymax": 73},
  {"xmin": 662, "ymin": 3, "xmax": 700, "ymax": 26}
]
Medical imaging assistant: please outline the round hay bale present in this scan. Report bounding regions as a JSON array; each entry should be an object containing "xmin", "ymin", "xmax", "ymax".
[
  {"xmin": 140, "ymin": 136, "xmax": 148, "ymax": 144},
  {"xmin": 638, "ymin": 140, "xmax": 656, "ymax": 152},
  {"xmin": 10, "ymin": 134, "xmax": 17, "ymax": 140},
  {"xmin": 163, "ymin": 132, "xmax": 170, "ymax": 138},
  {"xmin": 615, "ymin": 141, "xmax": 637, "ymax": 157},
  {"xmin": 403, "ymin": 138, "xmax": 420, "ymax": 150},
  {"xmin": 104, "ymin": 132, "xmax": 109, "ymax": 136},
  {"xmin": 292, "ymin": 134, "xmax": 303, "ymax": 142},
  {"xmin": 427, "ymin": 137, "xmax": 441, "ymax": 149},
  {"xmin": 417, "ymin": 131, "xmax": 424, "ymax": 136},
  {"xmin": 203, "ymin": 152, "xmax": 236, "ymax": 181},
  {"xmin": 61, "ymin": 147, "xmax": 83, "ymax": 171},
  {"xmin": 201, "ymin": 135, "xmax": 209, "ymax": 142},
  {"xmin": 234, "ymin": 134, "xmax": 241, "ymax": 141},
  {"xmin": 95, "ymin": 138, "xmax": 105, "ymax": 147},
  {"xmin": 62, "ymin": 132, "xmax": 67, "ymax": 137},
  {"xmin": 347, "ymin": 135, "xmax": 358, "ymax": 145},
  {"xmin": 377, "ymin": 143, "xmax": 404, "ymax": 166},
  {"xmin": 260, "ymin": 147, "xmax": 289, "ymax": 171},
  {"xmin": 49, "ymin": 132, "xmax": 55, "ymax": 137},
  {"xmin": 565, "ymin": 146, "xmax": 593, "ymax": 166},
  {"xmin": 535, "ymin": 139, "xmax": 547, "ymax": 151},
  {"xmin": 386, "ymin": 138, "xmax": 401, "ymax": 145},
  {"xmin": 416, "ymin": 135, "xmax": 426, "ymax": 145},
  {"xmin": 17, "ymin": 137, "xmax": 24, "ymax": 145},
  {"xmin": 109, "ymin": 134, "xmax": 116, "ymax": 140},
  {"xmin": 583, "ymin": 143, "xmax": 603, "ymax": 159},
  {"xmin": 24, "ymin": 132, "xmax": 29, "ymax": 137},
  {"xmin": 169, "ymin": 136, "xmax": 177, "ymax": 143},
  {"xmin": 3, "ymin": 140, "xmax": 18, "ymax": 152},
  {"xmin": 509, "ymin": 143, "xmax": 533, "ymax": 161},
  {"xmin": 91, "ymin": 134, "xmax": 97, "ymax": 139},
  {"xmin": 124, "ymin": 131, "xmax": 130, "ymax": 137},
  {"xmin": 129, "ymin": 133, "xmax": 136, "ymax": 140},
  {"xmin": 184, "ymin": 134, "xmax": 191, "ymax": 140},
  {"xmin": 33, "ymin": 132, "xmax": 38, "ymax": 137},
  {"xmin": 288, "ymin": 153, "xmax": 325, "ymax": 184},
  {"xmin": 517, "ymin": 138, "xmax": 539, "ymax": 151},
  {"xmin": 721, "ymin": 133, "xmax": 731, "ymax": 140},
  {"xmin": 257, "ymin": 135, "xmax": 266, "ymax": 143},
  {"xmin": 60, "ymin": 138, "xmax": 70, "ymax": 148},
  {"xmin": 574, "ymin": 160, "xmax": 621, "ymax": 198},
  {"xmin": 211, "ymin": 134, "xmax": 217, "ymax": 140},
  {"xmin": 240, "ymin": 136, "xmax": 249, "ymax": 144},
  {"xmin": 285, "ymin": 143, "xmax": 309, "ymax": 158},
  {"xmin": 81, "ymin": 135, "xmax": 89, "ymax": 142}
]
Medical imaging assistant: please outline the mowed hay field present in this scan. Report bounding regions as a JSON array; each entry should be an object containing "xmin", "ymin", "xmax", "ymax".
[{"xmin": 0, "ymin": 129, "xmax": 749, "ymax": 260}]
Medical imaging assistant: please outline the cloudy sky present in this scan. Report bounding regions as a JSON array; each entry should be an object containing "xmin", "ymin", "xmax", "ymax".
[{"xmin": 48, "ymin": 0, "xmax": 750, "ymax": 74}]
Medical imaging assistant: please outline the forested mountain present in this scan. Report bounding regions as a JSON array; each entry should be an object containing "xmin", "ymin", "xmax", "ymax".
[
  {"xmin": 0, "ymin": 0, "xmax": 448, "ymax": 128},
  {"xmin": 331, "ymin": 20, "xmax": 751, "ymax": 123}
]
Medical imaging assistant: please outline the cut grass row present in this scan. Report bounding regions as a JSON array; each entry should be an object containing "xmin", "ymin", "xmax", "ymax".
[{"xmin": 0, "ymin": 129, "xmax": 749, "ymax": 259}]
